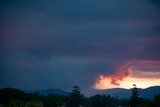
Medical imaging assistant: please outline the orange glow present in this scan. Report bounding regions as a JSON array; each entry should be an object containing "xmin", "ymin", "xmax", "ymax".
[
  {"xmin": 119, "ymin": 76, "xmax": 160, "ymax": 89},
  {"xmin": 94, "ymin": 60, "xmax": 160, "ymax": 90}
]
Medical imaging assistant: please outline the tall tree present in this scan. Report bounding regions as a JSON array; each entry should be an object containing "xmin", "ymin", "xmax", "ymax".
[
  {"xmin": 72, "ymin": 86, "xmax": 81, "ymax": 94},
  {"xmin": 130, "ymin": 84, "xmax": 140, "ymax": 107},
  {"xmin": 66, "ymin": 86, "xmax": 84, "ymax": 107},
  {"xmin": 154, "ymin": 93, "xmax": 160, "ymax": 105}
]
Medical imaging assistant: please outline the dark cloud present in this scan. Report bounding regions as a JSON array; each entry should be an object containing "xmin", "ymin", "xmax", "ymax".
[{"xmin": 0, "ymin": 0, "xmax": 160, "ymax": 94}]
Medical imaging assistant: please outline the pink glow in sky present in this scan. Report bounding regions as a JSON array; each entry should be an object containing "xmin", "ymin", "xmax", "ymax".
[{"xmin": 94, "ymin": 60, "xmax": 160, "ymax": 89}]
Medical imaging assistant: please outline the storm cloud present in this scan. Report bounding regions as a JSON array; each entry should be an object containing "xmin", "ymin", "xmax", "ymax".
[{"xmin": 0, "ymin": 0, "xmax": 160, "ymax": 95}]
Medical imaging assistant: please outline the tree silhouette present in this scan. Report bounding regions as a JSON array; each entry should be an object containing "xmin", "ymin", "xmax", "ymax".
[
  {"xmin": 89, "ymin": 94, "xmax": 119, "ymax": 107},
  {"xmin": 43, "ymin": 94, "xmax": 63, "ymax": 107},
  {"xmin": 154, "ymin": 93, "xmax": 160, "ymax": 105},
  {"xmin": 66, "ymin": 86, "xmax": 84, "ymax": 107},
  {"xmin": 72, "ymin": 86, "xmax": 81, "ymax": 94},
  {"xmin": 130, "ymin": 84, "xmax": 140, "ymax": 107}
]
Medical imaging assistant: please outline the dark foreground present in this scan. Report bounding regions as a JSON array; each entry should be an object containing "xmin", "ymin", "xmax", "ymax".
[{"xmin": 0, "ymin": 86, "xmax": 160, "ymax": 107}]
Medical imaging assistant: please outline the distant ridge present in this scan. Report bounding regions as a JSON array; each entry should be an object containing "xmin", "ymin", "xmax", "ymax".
[
  {"xmin": 141, "ymin": 86, "xmax": 160, "ymax": 100},
  {"xmin": 25, "ymin": 86, "xmax": 160, "ymax": 99},
  {"xmin": 26, "ymin": 89, "xmax": 70, "ymax": 96},
  {"xmin": 96, "ymin": 86, "xmax": 160, "ymax": 100}
]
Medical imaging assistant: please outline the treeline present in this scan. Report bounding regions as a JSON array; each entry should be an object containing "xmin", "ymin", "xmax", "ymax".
[{"xmin": 0, "ymin": 86, "xmax": 160, "ymax": 107}]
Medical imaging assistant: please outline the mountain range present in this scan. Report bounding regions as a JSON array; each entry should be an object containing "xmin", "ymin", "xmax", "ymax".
[
  {"xmin": 96, "ymin": 86, "xmax": 160, "ymax": 100},
  {"xmin": 26, "ymin": 89, "xmax": 70, "ymax": 96},
  {"xmin": 26, "ymin": 86, "xmax": 160, "ymax": 100}
]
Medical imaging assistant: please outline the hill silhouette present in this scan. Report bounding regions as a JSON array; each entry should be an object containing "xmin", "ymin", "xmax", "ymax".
[
  {"xmin": 95, "ymin": 86, "xmax": 160, "ymax": 99},
  {"xmin": 25, "ymin": 86, "xmax": 160, "ymax": 100}
]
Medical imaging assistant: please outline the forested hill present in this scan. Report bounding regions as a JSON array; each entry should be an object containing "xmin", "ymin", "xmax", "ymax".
[
  {"xmin": 25, "ymin": 86, "xmax": 160, "ymax": 100},
  {"xmin": 0, "ymin": 86, "xmax": 160, "ymax": 107},
  {"xmin": 96, "ymin": 86, "xmax": 160, "ymax": 100},
  {"xmin": 26, "ymin": 89, "xmax": 70, "ymax": 96}
]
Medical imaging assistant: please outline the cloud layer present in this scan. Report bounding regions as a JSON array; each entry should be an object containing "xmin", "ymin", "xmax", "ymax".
[
  {"xmin": 0, "ymin": 0, "xmax": 160, "ymax": 94},
  {"xmin": 94, "ymin": 60, "xmax": 160, "ymax": 90}
]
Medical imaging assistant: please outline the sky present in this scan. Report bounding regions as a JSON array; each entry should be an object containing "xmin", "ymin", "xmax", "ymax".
[{"xmin": 0, "ymin": 0, "xmax": 160, "ymax": 95}]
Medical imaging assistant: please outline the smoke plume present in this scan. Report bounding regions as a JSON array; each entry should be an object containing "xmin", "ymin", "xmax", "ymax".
[{"xmin": 94, "ymin": 62, "xmax": 133, "ymax": 89}]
